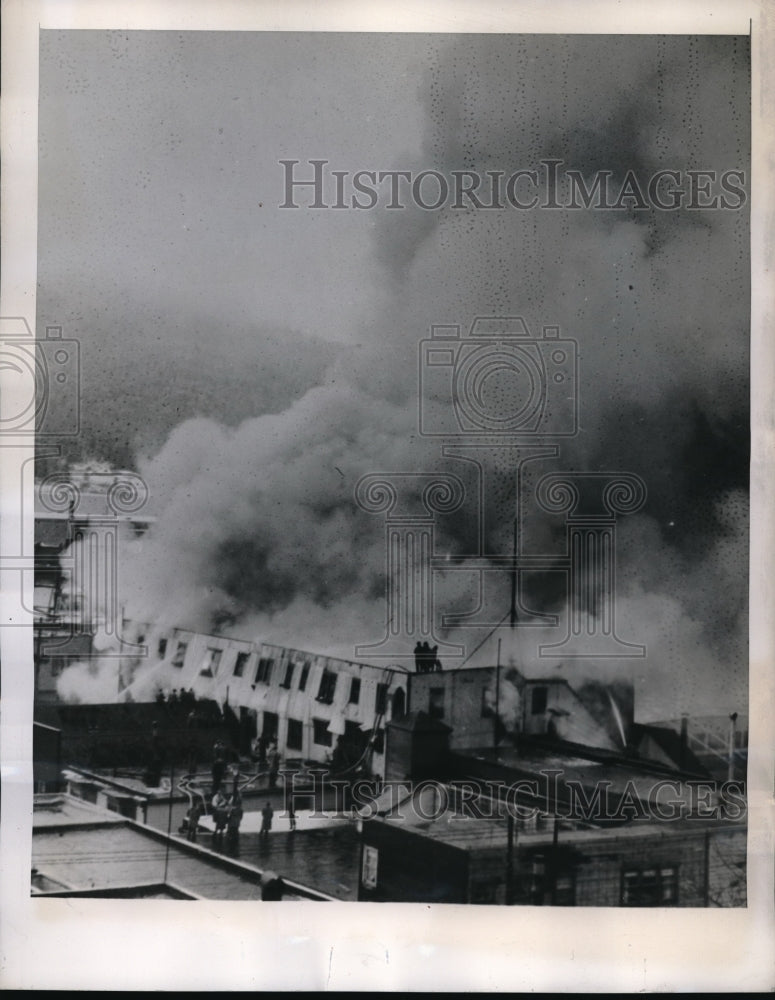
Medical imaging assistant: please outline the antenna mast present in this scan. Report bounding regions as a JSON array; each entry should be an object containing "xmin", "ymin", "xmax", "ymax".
[{"xmin": 509, "ymin": 516, "xmax": 518, "ymax": 628}]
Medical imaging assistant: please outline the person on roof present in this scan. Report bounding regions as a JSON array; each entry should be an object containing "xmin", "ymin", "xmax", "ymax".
[
  {"xmin": 226, "ymin": 792, "xmax": 243, "ymax": 852},
  {"xmin": 260, "ymin": 800, "xmax": 274, "ymax": 838},
  {"xmin": 212, "ymin": 789, "xmax": 229, "ymax": 840}
]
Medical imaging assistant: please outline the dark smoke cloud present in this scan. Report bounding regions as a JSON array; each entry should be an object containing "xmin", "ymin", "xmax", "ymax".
[{"xmin": 39, "ymin": 32, "xmax": 749, "ymax": 719}]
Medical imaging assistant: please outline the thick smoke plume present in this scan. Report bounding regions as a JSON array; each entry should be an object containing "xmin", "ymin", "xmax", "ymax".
[
  {"xmin": 48, "ymin": 35, "xmax": 749, "ymax": 720},
  {"xmin": 57, "ymin": 657, "xmax": 121, "ymax": 704}
]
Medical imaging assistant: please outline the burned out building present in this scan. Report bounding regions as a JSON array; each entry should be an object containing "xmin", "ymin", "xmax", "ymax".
[
  {"xmin": 116, "ymin": 620, "xmax": 410, "ymax": 779},
  {"xmin": 33, "ymin": 470, "xmax": 410, "ymax": 782}
]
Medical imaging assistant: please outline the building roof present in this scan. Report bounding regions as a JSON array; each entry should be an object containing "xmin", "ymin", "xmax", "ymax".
[
  {"xmin": 32, "ymin": 793, "xmax": 355, "ymax": 901},
  {"xmin": 127, "ymin": 619, "xmax": 407, "ymax": 684},
  {"xmin": 33, "ymin": 793, "xmax": 125, "ymax": 828},
  {"xmin": 387, "ymin": 711, "xmax": 452, "ymax": 733},
  {"xmin": 631, "ymin": 723, "xmax": 709, "ymax": 776},
  {"xmin": 652, "ymin": 714, "xmax": 748, "ymax": 734},
  {"xmin": 34, "ymin": 881, "xmax": 199, "ymax": 899},
  {"xmin": 32, "ymin": 821, "xmax": 266, "ymax": 900},
  {"xmin": 367, "ymin": 783, "xmax": 744, "ymax": 853},
  {"xmin": 449, "ymin": 743, "xmax": 711, "ymax": 816},
  {"xmin": 227, "ymin": 825, "xmax": 359, "ymax": 901}
]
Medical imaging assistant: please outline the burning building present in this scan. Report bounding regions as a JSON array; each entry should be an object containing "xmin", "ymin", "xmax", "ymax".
[
  {"xmin": 408, "ymin": 662, "xmax": 635, "ymax": 754},
  {"xmin": 115, "ymin": 618, "xmax": 409, "ymax": 777}
]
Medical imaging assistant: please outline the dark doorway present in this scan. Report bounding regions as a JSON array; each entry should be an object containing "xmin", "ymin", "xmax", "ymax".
[
  {"xmin": 239, "ymin": 706, "xmax": 258, "ymax": 753},
  {"xmin": 262, "ymin": 711, "xmax": 278, "ymax": 741}
]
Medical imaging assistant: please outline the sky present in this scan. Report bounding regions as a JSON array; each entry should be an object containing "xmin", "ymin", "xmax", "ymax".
[{"xmin": 37, "ymin": 31, "xmax": 750, "ymax": 719}]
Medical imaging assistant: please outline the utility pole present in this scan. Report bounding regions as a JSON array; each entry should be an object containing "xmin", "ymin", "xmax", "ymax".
[
  {"xmin": 728, "ymin": 712, "xmax": 738, "ymax": 783},
  {"xmin": 509, "ymin": 519, "xmax": 518, "ymax": 628},
  {"xmin": 506, "ymin": 811, "xmax": 515, "ymax": 905},
  {"xmin": 550, "ymin": 815, "xmax": 559, "ymax": 905},
  {"xmin": 356, "ymin": 833, "xmax": 364, "ymax": 902},
  {"xmin": 163, "ymin": 759, "xmax": 174, "ymax": 886}
]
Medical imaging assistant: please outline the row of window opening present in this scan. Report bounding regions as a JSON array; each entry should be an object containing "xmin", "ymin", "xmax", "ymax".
[{"xmin": 160, "ymin": 638, "xmax": 388, "ymax": 710}]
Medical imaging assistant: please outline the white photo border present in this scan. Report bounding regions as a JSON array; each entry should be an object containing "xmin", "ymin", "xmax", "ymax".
[{"xmin": 1, "ymin": 0, "xmax": 773, "ymax": 991}]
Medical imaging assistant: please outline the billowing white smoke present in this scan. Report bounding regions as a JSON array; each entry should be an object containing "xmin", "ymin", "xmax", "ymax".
[
  {"xmin": 444, "ymin": 489, "xmax": 747, "ymax": 721},
  {"xmin": 56, "ymin": 37, "xmax": 748, "ymax": 722},
  {"xmin": 482, "ymin": 667, "xmax": 522, "ymax": 733},
  {"xmin": 119, "ymin": 384, "xmax": 431, "ymax": 633},
  {"xmin": 57, "ymin": 657, "xmax": 121, "ymax": 704}
]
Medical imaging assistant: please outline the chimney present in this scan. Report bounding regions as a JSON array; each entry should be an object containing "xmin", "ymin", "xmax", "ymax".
[{"xmin": 679, "ymin": 713, "xmax": 688, "ymax": 771}]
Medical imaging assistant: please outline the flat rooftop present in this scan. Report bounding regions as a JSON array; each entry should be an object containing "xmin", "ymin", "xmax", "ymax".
[
  {"xmin": 456, "ymin": 745, "xmax": 698, "ymax": 798},
  {"xmin": 32, "ymin": 794, "xmax": 357, "ymax": 900},
  {"xmin": 374, "ymin": 801, "xmax": 745, "ymax": 852},
  {"xmin": 33, "ymin": 822, "xmax": 265, "ymax": 900},
  {"xmin": 210, "ymin": 825, "xmax": 359, "ymax": 901},
  {"xmin": 33, "ymin": 793, "xmax": 125, "ymax": 828}
]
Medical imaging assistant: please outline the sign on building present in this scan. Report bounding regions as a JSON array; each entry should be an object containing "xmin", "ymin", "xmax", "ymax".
[{"xmin": 361, "ymin": 845, "xmax": 378, "ymax": 890}]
